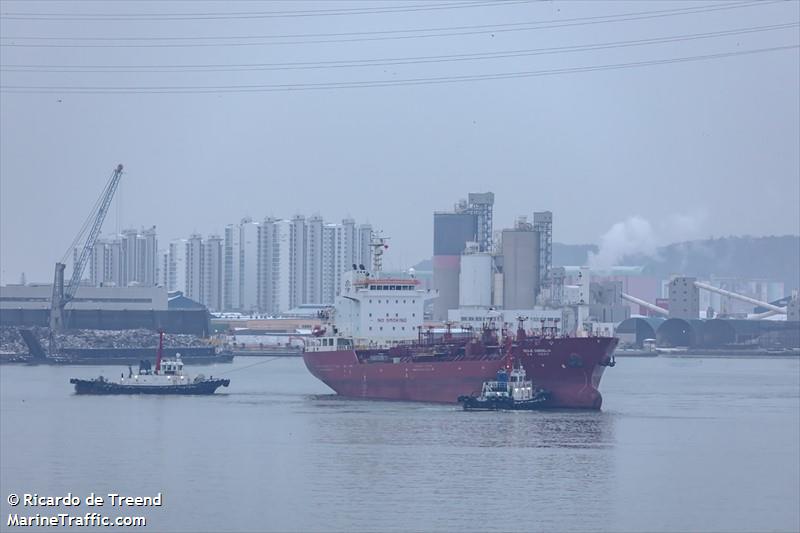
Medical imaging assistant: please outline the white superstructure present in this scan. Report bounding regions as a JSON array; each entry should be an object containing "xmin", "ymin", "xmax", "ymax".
[{"xmin": 333, "ymin": 268, "xmax": 437, "ymax": 344}]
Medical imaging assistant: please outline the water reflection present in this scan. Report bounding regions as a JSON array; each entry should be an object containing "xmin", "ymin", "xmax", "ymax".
[{"xmin": 302, "ymin": 398, "xmax": 617, "ymax": 531}]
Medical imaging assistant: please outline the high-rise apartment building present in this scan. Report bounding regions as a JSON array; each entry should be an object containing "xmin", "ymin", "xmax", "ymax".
[
  {"xmin": 203, "ymin": 235, "xmax": 223, "ymax": 312},
  {"xmin": 256, "ymin": 218, "xmax": 290, "ymax": 315},
  {"xmin": 80, "ymin": 226, "xmax": 158, "ymax": 288},
  {"xmin": 290, "ymin": 215, "xmax": 306, "ymax": 310},
  {"xmin": 140, "ymin": 227, "xmax": 158, "ymax": 286},
  {"xmin": 157, "ymin": 249, "xmax": 168, "ymax": 288},
  {"xmin": 305, "ymin": 215, "xmax": 324, "ymax": 304},
  {"xmin": 208, "ymin": 215, "xmax": 376, "ymax": 313},
  {"xmin": 240, "ymin": 218, "xmax": 259, "ymax": 312},
  {"xmin": 321, "ymin": 224, "xmax": 337, "ymax": 305},
  {"xmin": 223, "ymin": 224, "xmax": 241, "ymax": 311},
  {"xmin": 357, "ymin": 224, "xmax": 373, "ymax": 269},
  {"xmin": 168, "ymin": 239, "xmax": 187, "ymax": 294},
  {"xmin": 185, "ymin": 234, "xmax": 204, "ymax": 302}
]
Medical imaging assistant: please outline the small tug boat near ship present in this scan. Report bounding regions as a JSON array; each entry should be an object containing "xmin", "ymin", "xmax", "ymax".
[
  {"xmin": 458, "ymin": 360, "xmax": 550, "ymax": 411},
  {"xmin": 69, "ymin": 332, "xmax": 230, "ymax": 395}
]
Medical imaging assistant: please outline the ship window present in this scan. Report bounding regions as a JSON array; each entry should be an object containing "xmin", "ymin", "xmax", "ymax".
[
  {"xmin": 395, "ymin": 300, "xmax": 398, "ymax": 304},
  {"xmin": 369, "ymin": 313, "xmax": 372, "ymax": 317},
  {"xmin": 412, "ymin": 313, "xmax": 416, "ymax": 317},
  {"xmin": 395, "ymin": 313, "xmax": 398, "ymax": 317},
  {"xmin": 379, "ymin": 326, "xmax": 383, "ymax": 330},
  {"xmin": 386, "ymin": 313, "xmax": 389, "ymax": 317},
  {"xmin": 369, "ymin": 326, "xmax": 372, "ymax": 330},
  {"xmin": 393, "ymin": 327, "xmax": 396, "ymax": 330}
]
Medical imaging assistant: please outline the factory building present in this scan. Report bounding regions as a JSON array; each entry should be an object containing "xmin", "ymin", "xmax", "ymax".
[
  {"xmin": 668, "ymin": 277, "xmax": 701, "ymax": 319},
  {"xmin": 588, "ymin": 281, "xmax": 631, "ymax": 323},
  {"xmin": 458, "ymin": 244, "xmax": 493, "ymax": 308},
  {"xmin": 533, "ymin": 211, "xmax": 552, "ymax": 290},
  {"xmin": 447, "ymin": 308, "xmax": 567, "ymax": 335},
  {"xmin": 0, "ymin": 284, "xmax": 168, "ymax": 311},
  {"xmin": 431, "ymin": 193, "xmax": 495, "ymax": 321},
  {"xmin": 433, "ymin": 212, "xmax": 478, "ymax": 320},
  {"xmin": 465, "ymin": 193, "xmax": 494, "ymax": 253},
  {"xmin": 788, "ymin": 296, "xmax": 800, "ymax": 322}
]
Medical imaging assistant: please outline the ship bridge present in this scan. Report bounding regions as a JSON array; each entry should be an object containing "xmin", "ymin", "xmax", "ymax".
[{"xmin": 335, "ymin": 270, "xmax": 437, "ymax": 344}]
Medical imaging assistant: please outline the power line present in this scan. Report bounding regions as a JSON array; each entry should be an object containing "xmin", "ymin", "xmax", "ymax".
[
  {"xmin": 3, "ymin": 23, "xmax": 796, "ymax": 73},
  {"xmin": 0, "ymin": 0, "xmax": 534, "ymax": 20},
  {"xmin": 0, "ymin": 1, "xmax": 782, "ymax": 47},
  {"xmin": 2, "ymin": 44, "xmax": 796, "ymax": 94}
]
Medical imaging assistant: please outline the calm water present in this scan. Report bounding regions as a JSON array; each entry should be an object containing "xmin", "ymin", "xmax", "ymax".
[{"xmin": 1, "ymin": 356, "xmax": 798, "ymax": 532}]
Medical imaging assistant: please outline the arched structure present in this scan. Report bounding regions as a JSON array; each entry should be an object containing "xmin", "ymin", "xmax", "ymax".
[
  {"xmin": 657, "ymin": 318, "xmax": 706, "ymax": 347},
  {"xmin": 699, "ymin": 319, "xmax": 737, "ymax": 347},
  {"xmin": 616, "ymin": 317, "xmax": 665, "ymax": 347}
]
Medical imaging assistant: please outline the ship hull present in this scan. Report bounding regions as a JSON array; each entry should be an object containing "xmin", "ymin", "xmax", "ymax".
[
  {"xmin": 69, "ymin": 378, "xmax": 230, "ymax": 395},
  {"xmin": 303, "ymin": 337, "xmax": 617, "ymax": 409}
]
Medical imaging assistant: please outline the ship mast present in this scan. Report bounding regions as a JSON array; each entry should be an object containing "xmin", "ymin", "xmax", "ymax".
[
  {"xmin": 155, "ymin": 330, "xmax": 164, "ymax": 375},
  {"xmin": 369, "ymin": 231, "xmax": 389, "ymax": 273}
]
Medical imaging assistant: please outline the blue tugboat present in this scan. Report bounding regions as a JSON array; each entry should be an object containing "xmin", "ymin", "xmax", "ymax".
[
  {"xmin": 69, "ymin": 332, "xmax": 229, "ymax": 395},
  {"xmin": 458, "ymin": 362, "xmax": 550, "ymax": 411}
]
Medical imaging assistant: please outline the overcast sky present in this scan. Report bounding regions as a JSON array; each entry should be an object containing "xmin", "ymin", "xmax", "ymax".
[{"xmin": 1, "ymin": 0, "xmax": 798, "ymax": 284}]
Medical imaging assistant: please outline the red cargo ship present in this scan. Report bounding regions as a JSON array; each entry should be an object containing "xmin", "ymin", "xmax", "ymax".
[
  {"xmin": 303, "ymin": 322, "xmax": 617, "ymax": 409},
  {"xmin": 302, "ymin": 235, "xmax": 617, "ymax": 409}
]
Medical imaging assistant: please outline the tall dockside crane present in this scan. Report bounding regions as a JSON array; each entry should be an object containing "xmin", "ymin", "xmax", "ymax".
[{"xmin": 49, "ymin": 164, "xmax": 124, "ymax": 334}]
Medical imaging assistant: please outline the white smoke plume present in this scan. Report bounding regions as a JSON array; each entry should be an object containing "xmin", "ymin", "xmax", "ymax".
[
  {"xmin": 587, "ymin": 211, "xmax": 707, "ymax": 270},
  {"xmin": 588, "ymin": 216, "xmax": 657, "ymax": 270}
]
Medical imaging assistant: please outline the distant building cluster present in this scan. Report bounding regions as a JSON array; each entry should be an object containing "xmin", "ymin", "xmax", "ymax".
[
  {"xmin": 433, "ymin": 192, "xmax": 560, "ymax": 321},
  {"xmin": 75, "ymin": 226, "xmax": 158, "ymax": 288},
  {"xmin": 159, "ymin": 216, "xmax": 373, "ymax": 313}
]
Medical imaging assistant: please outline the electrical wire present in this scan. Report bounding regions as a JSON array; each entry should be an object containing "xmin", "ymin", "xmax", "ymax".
[
  {"xmin": 3, "ymin": 23, "xmax": 796, "ymax": 73},
  {"xmin": 0, "ymin": 1, "xmax": 781, "ymax": 47},
  {"xmin": 0, "ymin": 0, "xmax": 535, "ymax": 20},
  {"xmin": 4, "ymin": 44, "xmax": 796, "ymax": 94}
]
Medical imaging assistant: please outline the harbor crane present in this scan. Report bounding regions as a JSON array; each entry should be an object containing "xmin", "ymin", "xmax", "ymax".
[{"xmin": 49, "ymin": 164, "xmax": 124, "ymax": 333}]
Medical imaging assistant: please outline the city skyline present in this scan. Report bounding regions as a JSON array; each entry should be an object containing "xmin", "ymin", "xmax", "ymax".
[
  {"xmin": 2, "ymin": 1, "xmax": 798, "ymax": 286},
  {"xmin": 67, "ymin": 214, "xmax": 375, "ymax": 314}
]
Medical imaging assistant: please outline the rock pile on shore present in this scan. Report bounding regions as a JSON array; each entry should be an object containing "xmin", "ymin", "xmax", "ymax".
[{"xmin": 0, "ymin": 326, "xmax": 208, "ymax": 355}]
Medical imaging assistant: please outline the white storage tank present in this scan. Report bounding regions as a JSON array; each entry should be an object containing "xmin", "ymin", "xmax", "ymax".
[{"xmin": 459, "ymin": 252, "xmax": 493, "ymax": 308}]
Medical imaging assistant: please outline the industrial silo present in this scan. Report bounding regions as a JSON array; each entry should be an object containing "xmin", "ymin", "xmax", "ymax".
[{"xmin": 459, "ymin": 248, "xmax": 493, "ymax": 308}]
